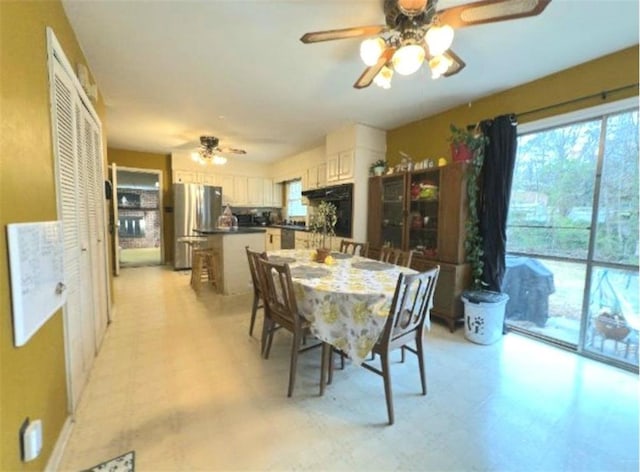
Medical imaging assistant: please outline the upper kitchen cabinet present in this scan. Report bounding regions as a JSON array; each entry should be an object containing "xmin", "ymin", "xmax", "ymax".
[
  {"xmin": 325, "ymin": 124, "xmax": 386, "ymax": 185},
  {"xmin": 247, "ymin": 177, "xmax": 263, "ymax": 206},
  {"xmin": 303, "ymin": 162, "xmax": 327, "ymax": 190},
  {"xmin": 326, "ymin": 150, "xmax": 353, "ymax": 183},
  {"xmin": 324, "ymin": 124, "xmax": 386, "ymax": 243}
]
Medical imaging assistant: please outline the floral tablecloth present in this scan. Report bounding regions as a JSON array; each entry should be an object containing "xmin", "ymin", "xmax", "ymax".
[{"xmin": 268, "ymin": 249, "xmax": 417, "ymax": 365}]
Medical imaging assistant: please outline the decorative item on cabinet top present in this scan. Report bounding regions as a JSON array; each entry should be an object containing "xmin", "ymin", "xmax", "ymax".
[{"xmin": 369, "ymin": 159, "xmax": 387, "ymax": 176}]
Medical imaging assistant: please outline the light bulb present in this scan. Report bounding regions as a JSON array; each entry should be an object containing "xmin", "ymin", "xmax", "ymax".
[
  {"xmin": 429, "ymin": 54, "xmax": 453, "ymax": 79},
  {"xmin": 425, "ymin": 24, "xmax": 454, "ymax": 56},
  {"xmin": 373, "ymin": 66, "xmax": 393, "ymax": 89},
  {"xmin": 212, "ymin": 155, "xmax": 227, "ymax": 165},
  {"xmin": 191, "ymin": 152, "xmax": 200, "ymax": 162},
  {"xmin": 392, "ymin": 44, "xmax": 425, "ymax": 75},
  {"xmin": 360, "ymin": 37, "xmax": 385, "ymax": 66}
]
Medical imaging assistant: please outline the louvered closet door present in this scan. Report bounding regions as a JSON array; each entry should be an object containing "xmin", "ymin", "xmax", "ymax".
[
  {"xmin": 82, "ymin": 106, "xmax": 108, "ymax": 346},
  {"xmin": 75, "ymin": 99, "xmax": 97, "ymax": 369},
  {"xmin": 51, "ymin": 60, "xmax": 94, "ymax": 409}
]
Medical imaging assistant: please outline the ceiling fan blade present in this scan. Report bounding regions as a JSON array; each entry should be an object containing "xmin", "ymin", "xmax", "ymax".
[
  {"xmin": 354, "ymin": 47, "xmax": 396, "ymax": 89},
  {"xmin": 442, "ymin": 49, "xmax": 466, "ymax": 77},
  {"xmin": 216, "ymin": 147, "xmax": 246, "ymax": 155},
  {"xmin": 300, "ymin": 25, "xmax": 387, "ymax": 43},
  {"xmin": 436, "ymin": 0, "xmax": 551, "ymax": 29}
]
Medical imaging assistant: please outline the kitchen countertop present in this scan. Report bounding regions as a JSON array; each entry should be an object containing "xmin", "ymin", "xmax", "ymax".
[
  {"xmin": 268, "ymin": 224, "xmax": 310, "ymax": 232},
  {"xmin": 193, "ymin": 227, "xmax": 267, "ymax": 235}
]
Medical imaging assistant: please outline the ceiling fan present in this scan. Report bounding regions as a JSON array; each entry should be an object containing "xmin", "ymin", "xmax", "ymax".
[
  {"xmin": 300, "ymin": 0, "xmax": 551, "ymax": 89},
  {"xmin": 192, "ymin": 135, "xmax": 246, "ymax": 165}
]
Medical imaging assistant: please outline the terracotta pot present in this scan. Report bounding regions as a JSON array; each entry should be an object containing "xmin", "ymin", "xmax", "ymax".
[
  {"xmin": 450, "ymin": 142, "xmax": 472, "ymax": 162},
  {"xmin": 315, "ymin": 247, "xmax": 331, "ymax": 263}
]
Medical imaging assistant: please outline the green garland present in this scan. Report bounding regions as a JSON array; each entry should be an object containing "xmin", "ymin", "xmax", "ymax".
[{"xmin": 450, "ymin": 124, "xmax": 489, "ymax": 290}]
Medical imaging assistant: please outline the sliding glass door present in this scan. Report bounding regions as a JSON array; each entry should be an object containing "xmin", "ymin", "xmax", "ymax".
[{"xmin": 504, "ymin": 100, "xmax": 638, "ymax": 370}]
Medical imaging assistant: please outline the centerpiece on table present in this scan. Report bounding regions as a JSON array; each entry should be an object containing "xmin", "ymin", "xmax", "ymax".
[{"xmin": 309, "ymin": 200, "xmax": 337, "ymax": 263}]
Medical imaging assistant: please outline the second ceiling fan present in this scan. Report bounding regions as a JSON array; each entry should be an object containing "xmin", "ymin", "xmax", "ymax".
[{"xmin": 300, "ymin": 0, "xmax": 551, "ymax": 89}]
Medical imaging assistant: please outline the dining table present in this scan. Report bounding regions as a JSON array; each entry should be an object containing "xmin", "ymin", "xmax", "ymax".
[{"xmin": 267, "ymin": 248, "xmax": 418, "ymax": 365}]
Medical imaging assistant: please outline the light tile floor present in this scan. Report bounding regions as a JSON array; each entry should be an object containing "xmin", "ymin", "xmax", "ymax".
[{"xmin": 59, "ymin": 266, "xmax": 639, "ymax": 471}]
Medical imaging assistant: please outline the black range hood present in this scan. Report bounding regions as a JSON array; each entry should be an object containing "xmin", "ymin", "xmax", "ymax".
[{"xmin": 302, "ymin": 183, "xmax": 353, "ymax": 201}]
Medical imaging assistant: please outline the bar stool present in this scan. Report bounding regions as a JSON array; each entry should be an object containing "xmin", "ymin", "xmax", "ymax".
[{"xmin": 191, "ymin": 248, "xmax": 219, "ymax": 292}]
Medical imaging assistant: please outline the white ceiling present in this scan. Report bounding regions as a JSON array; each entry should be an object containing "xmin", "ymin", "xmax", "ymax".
[{"xmin": 62, "ymin": 0, "xmax": 639, "ymax": 164}]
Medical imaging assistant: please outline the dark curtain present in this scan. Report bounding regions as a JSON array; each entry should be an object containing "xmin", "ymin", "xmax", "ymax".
[{"xmin": 478, "ymin": 114, "xmax": 518, "ymax": 292}]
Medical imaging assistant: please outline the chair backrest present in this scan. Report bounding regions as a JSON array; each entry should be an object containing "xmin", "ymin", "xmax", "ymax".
[
  {"xmin": 255, "ymin": 259, "xmax": 303, "ymax": 335},
  {"xmin": 379, "ymin": 267, "xmax": 440, "ymax": 349},
  {"xmin": 245, "ymin": 246, "xmax": 267, "ymax": 296},
  {"xmin": 379, "ymin": 247, "xmax": 414, "ymax": 268},
  {"xmin": 340, "ymin": 239, "xmax": 369, "ymax": 257}
]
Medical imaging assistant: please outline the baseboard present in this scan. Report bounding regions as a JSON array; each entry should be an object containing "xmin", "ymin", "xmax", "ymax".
[{"xmin": 45, "ymin": 416, "xmax": 73, "ymax": 472}]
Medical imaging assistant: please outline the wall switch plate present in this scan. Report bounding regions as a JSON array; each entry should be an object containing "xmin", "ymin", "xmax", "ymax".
[{"xmin": 22, "ymin": 419, "xmax": 42, "ymax": 462}]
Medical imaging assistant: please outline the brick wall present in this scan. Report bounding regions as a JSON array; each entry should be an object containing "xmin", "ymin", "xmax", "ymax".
[{"xmin": 118, "ymin": 189, "xmax": 161, "ymax": 249}]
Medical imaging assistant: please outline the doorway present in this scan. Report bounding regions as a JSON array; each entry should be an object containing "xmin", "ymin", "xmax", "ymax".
[
  {"xmin": 111, "ymin": 166, "xmax": 164, "ymax": 270},
  {"xmin": 504, "ymin": 99, "xmax": 638, "ymax": 371}
]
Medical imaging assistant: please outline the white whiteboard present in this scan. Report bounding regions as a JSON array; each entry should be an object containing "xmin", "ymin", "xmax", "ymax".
[{"xmin": 7, "ymin": 221, "xmax": 66, "ymax": 347}]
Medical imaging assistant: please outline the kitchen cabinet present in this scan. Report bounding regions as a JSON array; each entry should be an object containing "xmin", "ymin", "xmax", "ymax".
[
  {"xmin": 326, "ymin": 150, "xmax": 354, "ymax": 183},
  {"xmin": 367, "ymin": 163, "xmax": 469, "ymax": 331},
  {"xmin": 272, "ymin": 182, "xmax": 283, "ymax": 207},
  {"xmin": 262, "ymin": 179, "xmax": 273, "ymax": 206},
  {"xmin": 265, "ymin": 228, "xmax": 281, "ymax": 251},
  {"xmin": 302, "ymin": 162, "xmax": 327, "ymax": 191},
  {"xmin": 233, "ymin": 176, "xmax": 248, "ymax": 206},
  {"xmin": 247, "ymin": 177, "xmax": 263, "ymax": 206},
  {"xmin": 173, "ymin": 170, "xmax": 197, "ymax": 184},
  {"xmin": 295, "ymin": 231, "xmax": 311, "ymax": 249},
  {"xmin": 218, "ymin": 174, "xmax": 235, "ymax": 206}
]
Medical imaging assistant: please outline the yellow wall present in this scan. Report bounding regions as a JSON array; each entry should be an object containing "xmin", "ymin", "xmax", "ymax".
[
  {"xmin": 107, "ymin": 148, "xmax": 174, "ymax": 263},
  {"xmin": 0, "ymin": 1, "xmax": 105, "ymax": 470},
  {"xmin": 387, "ymin": 46, "xmax": 639, "ymax": 166}
]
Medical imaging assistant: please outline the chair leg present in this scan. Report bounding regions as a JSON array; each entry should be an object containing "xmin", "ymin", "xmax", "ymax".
[
  {"xmin": 380, "ymin": 351, "xmax": 394, "ymax": 425},
  {"xmin": 249, "ymin": 293, "xmax": 258, "ymax": 336},
  {"xmin": 401, "ymin": 346, "xmax": 406, "ymax": 363},
  {"xmin": 262, "ymin": 318, "xmax": 275, "ymax": 359},
  {"xmin": 416, "ymin": 337, "xmax": 427, "ymax": 396},
  {"xmin": 320, "ymin": 343, "xmax": 330, "ymax": 396},
  {"xmin": 328, "ymin": 347, "xmax": 334, "ymax": 385},
  {"xmin": 287, "ymin": 334, "xmax": 300, "ymax": 397}
]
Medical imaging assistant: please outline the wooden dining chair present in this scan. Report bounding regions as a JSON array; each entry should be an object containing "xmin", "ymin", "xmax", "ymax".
[
  {"xmin": 379, "ymin": 246, "xmax": 414, "ymax": 268},
  {"xmin": 245, "ymin": 246, "xmax": 267, "ymax": 337},
  {"xmin": 255, "ymin": 258, "xmax": 323, "ymax": 397},
  {"xmin": 339, "ymin": 239, "xmax": 369, "ymax": 257},
  {"xmin": 358, "ymin": 266, "xmax": 440, "ymax": 425}
]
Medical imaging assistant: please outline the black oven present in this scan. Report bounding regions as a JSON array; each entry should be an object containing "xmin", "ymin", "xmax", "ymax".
[{"xmin": 302, "ymin": 183, "xmax": 353, "ymax": 238}]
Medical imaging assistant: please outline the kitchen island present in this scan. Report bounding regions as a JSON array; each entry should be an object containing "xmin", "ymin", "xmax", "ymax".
[{"xmin": 194, "ymin": 227, "xmax": 266, "ymax": 295}]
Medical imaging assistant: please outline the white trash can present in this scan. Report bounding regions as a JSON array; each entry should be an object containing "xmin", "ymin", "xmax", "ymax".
[{"xmin": 462, "ymin": 290, "xmax": 510, "ymax": 345}]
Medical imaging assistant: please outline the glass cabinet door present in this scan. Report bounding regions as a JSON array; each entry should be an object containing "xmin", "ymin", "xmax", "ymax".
[
  {"xmin": 408, "ymin": 169, "xmax": 440, "ymax": 258},
  {"xmin": 380, "ymin": 174, "xmax": 406, "ymax": 248}
]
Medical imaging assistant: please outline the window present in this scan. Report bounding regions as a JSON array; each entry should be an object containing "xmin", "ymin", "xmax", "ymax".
[
  {"xmin": 505, "ymin": 97, "xmax": 638, "ymax": 370},
  {"xmin": 286, "ymin": 179, "xmax": 307, "ymax": 217}
]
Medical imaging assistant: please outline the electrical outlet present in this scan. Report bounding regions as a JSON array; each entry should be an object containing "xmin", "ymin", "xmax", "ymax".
[{"xmin": 20, "ymin": 418, "xmax": 42, "ymax": 462}]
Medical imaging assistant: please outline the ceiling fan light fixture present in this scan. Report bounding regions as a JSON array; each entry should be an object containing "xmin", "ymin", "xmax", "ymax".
[
  {"xmin": 428, "ymin": 54, "xmax": 453, "ymax": 79},
  {"xmin": 374, "ymin": 65, "xmax": 394, "ymax": 89},
  {"xmin": 360, "ymin": 37, "xmax": 385, "ymax": 66},
  {"xmin": 392, "ymin": 44, "xmax": 425, "ymax": 75},
  {"xmin": 398, "ymin": 0, "xmax": 429, "ymax": 17},
  {"xmin": 425, "ymin": 23, "xmax": 454, "ymax": 56}
]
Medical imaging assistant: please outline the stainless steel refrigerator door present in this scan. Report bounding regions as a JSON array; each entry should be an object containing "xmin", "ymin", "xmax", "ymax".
[{"xmin": 173, "ymin": 183, "xmax": 222, "ymax": 269}]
